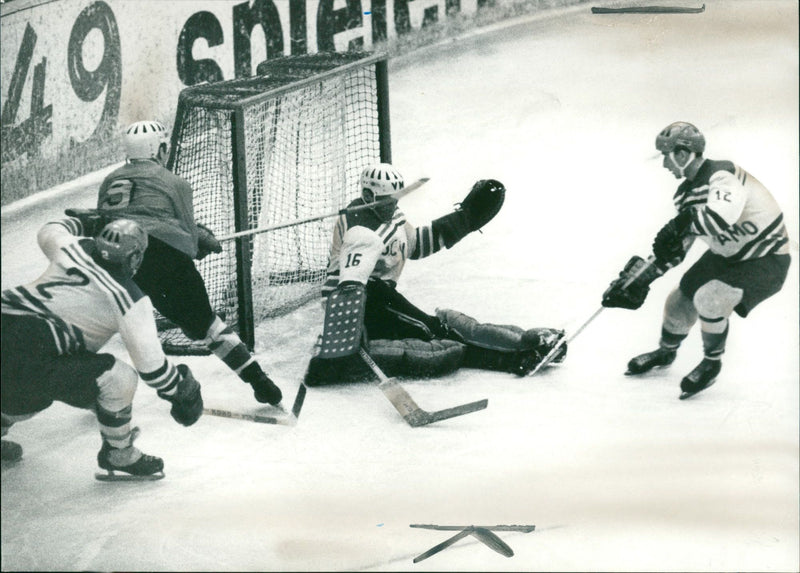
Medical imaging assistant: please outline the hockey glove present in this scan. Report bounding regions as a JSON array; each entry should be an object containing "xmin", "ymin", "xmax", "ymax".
[
  {"xmin": 158, "ymin": 364, "xmax": 203, "ymax": 426},
  {"xmin": 602, "ymin": 256, "xmax": 663, "ymax": 310},
  {"xmin": 652, "ymin": 210, "xmax": 693, "ymax": 265},
  {"xmin": 196, "ymin": 222, "xmax": 223, "ymax": 260},
  {"xmin": 432, "ymin": 179, "xmax": 505, "ymax": 249},
  {"xmin": 64, "ymin": 208, "xmax": 111, "ymax": 237}
]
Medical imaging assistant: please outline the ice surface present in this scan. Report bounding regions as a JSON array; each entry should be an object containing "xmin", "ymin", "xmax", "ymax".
[{"xmin": 2, "ymin": 2, "xmax": 798, "ymax": 571}]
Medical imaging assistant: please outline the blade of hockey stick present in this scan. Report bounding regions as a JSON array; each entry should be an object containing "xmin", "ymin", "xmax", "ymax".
[
  {"xmin": 410, "ymin": 524, "xmax": 536, "ymax": 532},
  {"xmin": 203, "ymin": 407, "xmax": 297, "ymax": 426},
  {"xmin": 413, "ymin": 527, "xmax": 473, "ymax": 563},
  {"xmin": 95, "ymin": 472, "xmax": 165, "ymax": 482},
  {"xmin": 291, "ymin": 383, "xmax": 308, "ymax": 419},
  {"xmin": 470, "ymin": 527, "xmax": 514, "ymax": 557},
  {"xmin": 528, "ymin": 256, "xmax": 658, "ymax": 377},
  {"xmin": 218, "ymin": 177, "xmax": 430, "ymax": 242},
  {"xmin": 360, "ymin": 348, "xmax": 488, "ymax": 427}
]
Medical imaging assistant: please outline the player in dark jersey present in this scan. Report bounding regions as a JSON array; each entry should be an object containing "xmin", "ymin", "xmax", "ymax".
[
  {"xmin": 1, "ymin": 218, "xmax": 203, "ymax": 479},
  {"xmin": 304, "ymin": 163, "xmax": 567, "ymax": 386},
  {"xmin": 602, "ymin": 122, "xmax": 791, "ymax": 399},
  {"xmin": 83, "ymin": 120, "xmax": 283, "ymax": 407}
]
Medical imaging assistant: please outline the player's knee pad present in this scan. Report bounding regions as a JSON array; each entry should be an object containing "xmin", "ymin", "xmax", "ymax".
[
  {"xmin": 693, "ymin": 280, "xmax": 743, "ymax": 321},
  {"xmin": 95, "ymin": 359, "xmax": 138, "ymax": 414},
  {"xmin": 663, "ymin": 287, "xmax": 698, "ymax": 335},
  {"xmin": 370, "ymin": 338, "xmax": 465, "ymax": 377},
  {"xmin": 339, "ymin": 226, "xmax": 383, "ymax": 285}
]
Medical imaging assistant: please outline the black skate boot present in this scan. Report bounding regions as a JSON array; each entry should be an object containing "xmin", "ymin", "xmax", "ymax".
[
  {"xmin": 96, "ymin": 441, "xmax": 164, "ymax": 481},
  {"xmin": 625, "ymin": 347, "xmax": 677, "ymax": 375},
  {"xmin": 241, "ymin": 363, "xmax": 283, "ymax": 405},
  {"xmin": 1, "ymin": 439, "xmax": 23, "ymax": 462},
  {"xmin": 679, "ymin": 358, "xmax": 721, "ymax": 400}
]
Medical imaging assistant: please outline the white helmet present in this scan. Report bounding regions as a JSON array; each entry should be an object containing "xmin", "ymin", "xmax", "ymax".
[
  {"xmin": 360, "ymin": 163, "xmax": 404, "ymax": 199},
  {"xmin": 123, "ymin": 120, "xmax": 169, "ymax": 160}
]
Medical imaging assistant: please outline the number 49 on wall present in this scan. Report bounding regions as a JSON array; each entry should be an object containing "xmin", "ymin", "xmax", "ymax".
[{"xmin": 0, "ymin": 23, "xmax": 53, "ymax": 164}]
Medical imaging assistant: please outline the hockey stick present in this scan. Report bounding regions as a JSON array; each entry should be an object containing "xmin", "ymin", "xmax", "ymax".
[
  {"xmin": 217, "ymin": 177, "xmax": 430, "ymax": 243},
  {"xmin": 410, "ymin": 524, "xmax": 536, "ymax": 532},
  {"xmin": 358, "ymin": 347, "xmax": 488, "ymax": 427},
  {"xmin": 527, "ymin": 255, "xmax": 658, "ymax": 377},
  {"xmin": 413, "ymin": 528, "xmax": 472, "ymax": 563},
  {"xmin": 202, "ymin": 382, "xmax": 307, "ymax": 426}
]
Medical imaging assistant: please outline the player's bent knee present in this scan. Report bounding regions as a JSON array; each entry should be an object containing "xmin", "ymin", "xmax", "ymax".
[
  {"xmin": 693, "ymin": 280, "xmax": 743, "ymax": 320},
  {"xmin": 664, "ymin": 287, "xmax": 698, "ymax": 332},
  {"xmin": 96, "ymin": 359, "xmax": 138, "ymax": 413}
]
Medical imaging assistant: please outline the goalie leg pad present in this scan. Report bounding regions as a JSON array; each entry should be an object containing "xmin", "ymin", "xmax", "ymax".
[
  {"xmin": 436, "ymin": 308, "xmax": 526, "ymax": 351},
  {"xmin": 370, "ymin": 338, "xmax": 465, "ymax": 378},
  {"xmin": 319, "ymin": 282, "xmax": 368, "ymax": 358}
]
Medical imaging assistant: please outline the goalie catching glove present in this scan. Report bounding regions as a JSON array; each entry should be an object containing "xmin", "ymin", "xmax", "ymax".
[
  {"xmin": 196, "ymin": 223, "xmax": 222, "ymax": 260},
  {"xmin": 157, "ymin": 364, "xmax": 203, "ymax": 426},
  {"xmin": 602, "ymin": 256, "xmax": 664, "ymax": 310},
  {"xmin": 433, "ymin": 179, "xmax": 505, "ymax": 248}
]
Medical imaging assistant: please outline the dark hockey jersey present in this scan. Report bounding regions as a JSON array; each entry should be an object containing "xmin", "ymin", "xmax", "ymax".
[{"xmin": 97, "ymin": 159, "xmax": 199, "ymax": 258}]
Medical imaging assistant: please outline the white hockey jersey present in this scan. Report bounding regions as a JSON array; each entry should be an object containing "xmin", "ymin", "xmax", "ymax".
[
  {"xmin": 322, "ymin": 201, "xmax": 441, "ymax": 297},
  {"xmin": 1, "ymin": 219, "xmax": 179, "ymax": 390},
  {"xmin": 675, "ymin": 159, "xmax": 790, "ymax": 261}
]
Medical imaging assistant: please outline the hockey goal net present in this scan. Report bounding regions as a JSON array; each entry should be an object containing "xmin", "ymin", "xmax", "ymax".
[{"xmin": 160, "ymin": 51, "xmax": 392, "ymax": 354}]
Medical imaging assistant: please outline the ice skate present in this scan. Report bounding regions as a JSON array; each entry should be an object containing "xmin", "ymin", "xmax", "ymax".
[
  {"xmin": 1, "ymin": 439, "xmax": 23, "ymax": 463},
  {"xmin": 521, "ymin": 328, "xmax": 567, "ymax": 364},
  {"xmin": 96, "ymin": 441, "xmax": 164, "ymax": 481},
  {"xmin": 246, "ymin": 370, "xmax": 283, "ymax": 406},
  {"xmin": 679, "ymin": 358, "xmax": 721, "ymax": 400},
  {"xmin": 625, "ymin": 347, "xmax": 677, "ymax": 375}
]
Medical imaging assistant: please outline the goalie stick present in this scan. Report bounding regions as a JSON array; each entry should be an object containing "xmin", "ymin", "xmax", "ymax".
[
  {"xmin": 218, "ymin": 177, "xmax": 430, "ymax": 243},
  {"xmin": 527, "ymin": 255, "xmax": 658, "ymax": 377},
  {"xmin": 202, "ymin": 382, "xmax": 307, "ymax": 426},
  {"xmin": 358, "ymin": 347, "xmax": 488, "ymax": 427}
]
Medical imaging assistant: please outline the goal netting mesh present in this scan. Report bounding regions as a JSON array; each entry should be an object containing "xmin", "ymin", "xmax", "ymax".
[{"xmin": 160, "ymin": 52, "xmax": 388, "ymax": 354}]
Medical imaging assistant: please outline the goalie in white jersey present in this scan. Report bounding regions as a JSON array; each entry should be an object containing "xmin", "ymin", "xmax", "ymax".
[
  {"xmin": 602, "ymin": 122, "xmax": 791, "ymax": 399},
  {"xmin": 1, "ymin": 217, "xmax": 204, "ymax": 479},
  {"xmin": 304, "ymin": 164, "xmax": 567, "ymax": 386}
]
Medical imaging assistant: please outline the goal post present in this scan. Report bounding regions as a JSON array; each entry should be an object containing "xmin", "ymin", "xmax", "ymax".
[{"xmin": 161, "ymin": 51, "xmax": 392, "ymax": 354}]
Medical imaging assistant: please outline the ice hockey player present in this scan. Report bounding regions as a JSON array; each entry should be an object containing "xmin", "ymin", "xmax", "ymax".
[
  {"xmin": 67, "ymin": 120, "xmax": 282, "ymax": 406},
  {"xmin": 602, "ymin": 122, "xmax": 791, "ymax": 399},
  {"xmin": 304, "ymin": 163, "xmax": 567, "ymax": 386},
  {"xmin": 1, "ymin": 218, "xmax": 204, "ymax": 479}
]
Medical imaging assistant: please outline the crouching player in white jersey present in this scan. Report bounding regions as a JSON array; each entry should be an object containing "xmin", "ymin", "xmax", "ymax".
[
  {"xmin": 602, "ymin": 122, "xmax": 791, "ymax": 399},
  {"xmin": 303, "ymin": 164, "xmax": 567, "ymax": 386},
  {"xmin": 1, "ymin": 217, "xmax": 204, "ymax": 480}
]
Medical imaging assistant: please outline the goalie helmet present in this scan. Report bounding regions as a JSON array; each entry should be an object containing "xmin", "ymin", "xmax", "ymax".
[
  {"xmin": 655, "ymin": 122, "xmax": 705, "ymax": 155},
  {"xmin": 123, "ymin": 120, "xmax": 169, "ymax": 160},
  {"xmin": 96, "ymin": 219, "xmax": 149, "ymax": 276},
  {"xmin": 360, "ymin": 163, "xmax": 404, "ymax": 200}
]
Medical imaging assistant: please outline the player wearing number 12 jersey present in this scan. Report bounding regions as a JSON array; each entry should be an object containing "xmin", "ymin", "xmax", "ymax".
[{"xmin": 602, "ymin": 122, "xmax": 791, "ymax": 399}]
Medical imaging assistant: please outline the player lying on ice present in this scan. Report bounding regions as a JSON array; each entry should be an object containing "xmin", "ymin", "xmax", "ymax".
[
  {"xmin": 601, "ymin": 122, "xmax": 791, "ymax": 399},
  {"xmin": 1, "ymin": 218, "xmax": 203, "ymax": 479},
  {"xmin": 304, "ymin": 163, "xmax": 567, "ymax": 386}
]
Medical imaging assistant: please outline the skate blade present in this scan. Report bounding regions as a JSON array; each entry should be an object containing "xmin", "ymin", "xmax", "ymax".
[
  {"xmin": 95, "ymin": 471, "xmax": 165, "ymax": 482},
  {"xmin": 679, "ymin": 378, "xmax": 717, "ymax": 400}
]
